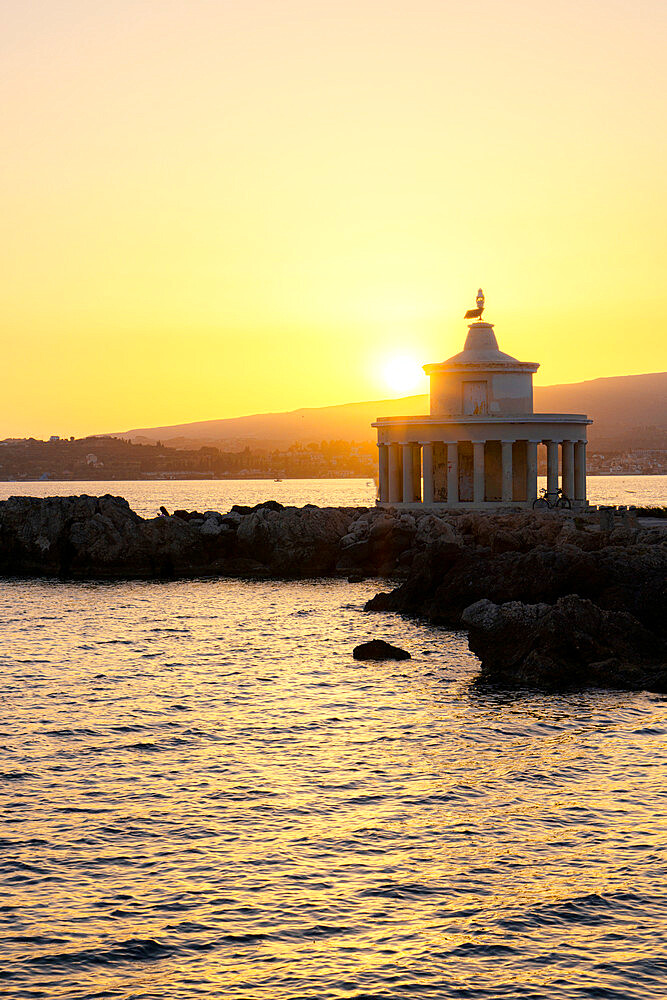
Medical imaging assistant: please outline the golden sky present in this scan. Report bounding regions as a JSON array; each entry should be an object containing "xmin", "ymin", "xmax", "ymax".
[{"xmin": 2, "ymin": 0, "xmax": 666, "ymax": 438}]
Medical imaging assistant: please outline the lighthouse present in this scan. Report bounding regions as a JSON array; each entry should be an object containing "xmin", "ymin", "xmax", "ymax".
[{"xmin": 373, "ymin": 292, "xmax": 591, "ymax": 508}]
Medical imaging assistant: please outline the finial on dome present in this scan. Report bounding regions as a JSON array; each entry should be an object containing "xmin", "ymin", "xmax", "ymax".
[{"xmin": 464, "ymin": 288, "xmax": 485, "ymax": 321}]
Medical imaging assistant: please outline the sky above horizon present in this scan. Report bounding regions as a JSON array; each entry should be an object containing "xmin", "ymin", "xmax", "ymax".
[{"xmin": 2, "ymin": 0, "xmax": 666, "ymax": 438}]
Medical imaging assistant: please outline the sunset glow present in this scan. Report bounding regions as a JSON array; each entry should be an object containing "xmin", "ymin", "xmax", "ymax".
[
  {"xmin": 3, "ymin": 4, "xmax": 667, "ymax": 996},
  {"xmin": 382, "ymin": 355, "xmax": 426, "ymax": 395},
  {"xmin": 1, "ymin": 0, "xmax": 666, "ymax": 438}
]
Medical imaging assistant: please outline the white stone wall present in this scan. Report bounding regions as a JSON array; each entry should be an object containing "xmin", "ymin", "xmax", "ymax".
[{"xmin": 429, "ymin": 370, "xmax": 534, "ymax": 417}]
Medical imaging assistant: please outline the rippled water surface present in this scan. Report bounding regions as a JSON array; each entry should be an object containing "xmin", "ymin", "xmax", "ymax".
[
  {"xmin": 3, "ymin": 572, "xmax": 667, "ymax": 999},
  {"xmin": 1, "ymin": 474, "xmax": 666, "ymax": 517}
]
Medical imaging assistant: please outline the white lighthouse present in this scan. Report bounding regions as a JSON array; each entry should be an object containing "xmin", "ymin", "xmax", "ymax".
[{"xmin": 373, "ymin": 292, "xmax": 591, "ymax": 508}]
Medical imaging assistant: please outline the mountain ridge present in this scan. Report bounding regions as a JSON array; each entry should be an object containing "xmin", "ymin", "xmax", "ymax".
[{"xmin": 115, "ymin": 371, "xmax": 667, "ymax": 451}]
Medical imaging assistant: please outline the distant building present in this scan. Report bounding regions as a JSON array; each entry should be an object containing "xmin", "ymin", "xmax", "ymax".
[
  {"xmin": 373, "ymin": 292, "xmax": 592, "ymax": 508},
  {"xmin": 49, "ymin": 435, "xmax": 60, "ymax": 442}
]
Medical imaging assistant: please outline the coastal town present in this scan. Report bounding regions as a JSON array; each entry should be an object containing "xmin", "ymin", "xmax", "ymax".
[{"xmin": 0, "ymin": 434, "xmax": 665, "ymax": 482}]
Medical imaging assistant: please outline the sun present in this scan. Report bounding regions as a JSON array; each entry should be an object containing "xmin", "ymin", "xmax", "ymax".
[{"xmin": 382, "ymin": 355, "xmax": 425, "ymax": 395}]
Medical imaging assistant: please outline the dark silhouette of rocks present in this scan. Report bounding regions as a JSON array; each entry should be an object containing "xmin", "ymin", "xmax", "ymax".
[
  {"xmin": 231, "ymin": 500, "xmax": 285, "ymax": 515},
  {"xmin": 2, "ymin": 500, "xmax": 664, "ymax": 609},
  {"xmin": 462, "ymin": 596, "xmax": 667, "ymax": 692},
  {"xmin": 1, "ymin": 496, "xmax": 665, "ymax": 692},
  {"xmin": 235, "ymin": 503, "xmax": 358, "ymax": 576},
  {"xmin": 353, "ymin": 639, "xmax": 411, "ymax": 661},
  {"xmin": 338, "ymin": 509, "xmax": 463, "ymax": 578},
  {"xmin": 362, "ymin": 510, "xmax": 666, "ymax": 638},
  {"xmin": 0, "ymin": 495, "xmax": 361, "ymax": 579}
]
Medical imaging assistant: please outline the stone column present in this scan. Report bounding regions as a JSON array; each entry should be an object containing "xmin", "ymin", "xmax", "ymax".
[
  {"xmin": 526, "ymin": 441, "xmax": 539, "ymax": 502},
  {"xmin": 388, "ymin": 443, "xmax": 401, "ymax": 503},
  {"xmin": 411, "ymin": 444, "xmax": 422, "ymax": 503},
  {"xmin": 574, "ymin": 440, "xmax": 587, "ymax": 501},
  {"xmin": 546, "ymin": 440, "xmax": 559, "ymax": 500},
  {"xmin": 402, "ymin": 443, "xmax": 414, "ymax": 503},
  {"xmin": 433, "ymin": 443, "xmax": 447, "ymax": 501},
  {"xmin": 562, "ymin": 440, "xmax": 575, "ymax": 501},
  {"xmin": 501, "ymin": 440, "xmax": 513, "ymax": 502},
  {"xmin": 377, "ymin": 444, "xmax": 389, "ymax": 502},
  {"xmin": 422, "ymin": 443, "xmax": 434, "ymax": 504},
  {"xmin": 473, "ymin": 441, "xmax": 485, "ymax": 504},
  {"xmin": 446, "ymin": 442, "xmax": 458, "ymax": 505}
]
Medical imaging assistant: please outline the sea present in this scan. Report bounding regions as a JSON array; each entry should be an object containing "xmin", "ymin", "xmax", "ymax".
[
  {"xmin": 1, "ymin": 474, "xmax": 666, "ymax": 517},
  {"xmin": 2, "ymin": 476, "xmax": 667, "ymax": 1000}
]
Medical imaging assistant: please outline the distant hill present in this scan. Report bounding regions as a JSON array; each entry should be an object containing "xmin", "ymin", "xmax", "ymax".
[
  {"xmin": 117, "ymin": 395, "xmax": 430, "ymax": 451},
  {"xmin": 536, "ymin": 373, "xmax": 666, "ymax": 446},
  {"xmin": 116, "ymin": 372, "xmax": 667, "ymax": 452}
]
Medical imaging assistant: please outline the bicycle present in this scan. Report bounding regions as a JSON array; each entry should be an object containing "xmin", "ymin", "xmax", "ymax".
[{"xmin": 532, "ymin": 487, "xmax": 571, "ymax": 510}]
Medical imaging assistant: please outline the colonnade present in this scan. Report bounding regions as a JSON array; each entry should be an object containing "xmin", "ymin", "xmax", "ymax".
[{"xmin": 377, "ymin": 438, "xmax": 587, "ymax": 505}]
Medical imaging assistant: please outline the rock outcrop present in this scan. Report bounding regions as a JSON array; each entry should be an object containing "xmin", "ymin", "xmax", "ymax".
[
  {"xmin": 2, "ymin": 499, "xmax": 664, "ymax": 612},
  {"xmin": 336, "ymin": 508, "xmax": 464, "ymax": 576},
  {"xmin": 462, "ymin": 595, "xmax": 667, "ymax": 692},
  {"xmin": 237, "ymin": 504, "xmax": 355, "ymax": 576},
  {"xmin": 0, "ymin": 495, "xmax": 362, "ymax": 579},
  {"xmin": 2, "ymin": 495, "xmax": 665, "ymax": 692},
  {"xmin": 358, "ymin": 508, "xmax": 666, "ymax": 692},
  {"xmin": 353, "ymin": 639, "xmax": 411, "ymax": 661},
  {"xmin": 365, "ymin": 510, "xmax": 667, "ymax": 638}
]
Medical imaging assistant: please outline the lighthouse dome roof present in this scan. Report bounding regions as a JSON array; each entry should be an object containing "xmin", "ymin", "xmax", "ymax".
[{"xmin": 444, "ymin": 322, "xmax": 519, "ymax": 364}]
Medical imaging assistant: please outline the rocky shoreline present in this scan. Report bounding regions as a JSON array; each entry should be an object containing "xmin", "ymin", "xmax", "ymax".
[
  {"xmin": 1, "ymin": 495, "xmax": 665, "ymax": 691},
  {"xmin": 0, "ymin": 495, "xmax": 360, "ymax": 580}
]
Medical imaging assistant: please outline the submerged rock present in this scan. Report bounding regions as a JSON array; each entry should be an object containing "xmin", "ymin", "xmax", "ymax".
[
  {"xmin": 353, "ymin": 639, "xmax": 411, "ymax": 661},
  {"xmin": 463, "ymin": 595, "xmax": 667, "ymax": 692}
]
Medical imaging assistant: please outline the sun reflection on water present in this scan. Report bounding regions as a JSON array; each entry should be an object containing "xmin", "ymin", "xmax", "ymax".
[{"xmin": 2, "ymin": 577, "xmax": 667, "ymax": 998}]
